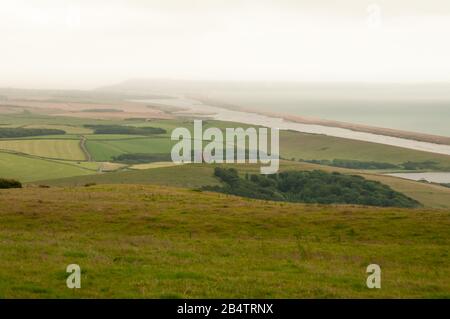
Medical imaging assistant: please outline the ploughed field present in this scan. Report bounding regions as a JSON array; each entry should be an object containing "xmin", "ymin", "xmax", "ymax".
[{"xmin": 0, "ymin": 184, "xmax": 448, "ymax": 298}]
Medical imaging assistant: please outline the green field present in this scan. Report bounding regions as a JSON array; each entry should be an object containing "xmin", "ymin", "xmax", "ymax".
[
  {"xmin": 0, "ymin": 152, "xmax": 95, "ymax": 182},
  {"xmin": 0, "ymin": 139, "xmax": 86, "ymax": 160},
  {"xmin": 86, "ymin": 137, "xmax": 173, "ymax": 161},
  {"xmin": 0, "ymin": 184, "xmax": 448, "ymax": 298}
]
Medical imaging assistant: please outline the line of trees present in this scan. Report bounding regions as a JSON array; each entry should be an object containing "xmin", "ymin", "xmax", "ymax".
[
  {"xmin": 84, "ymin": 125, "xmax": 166, "ymax": 135},
  {"xmin": 0, "ymin": 128, "xmax": 66, "ymax": 138},
  {"xmin": 299, "ymin": 158, "xmax": 442, "ymax": 170}
]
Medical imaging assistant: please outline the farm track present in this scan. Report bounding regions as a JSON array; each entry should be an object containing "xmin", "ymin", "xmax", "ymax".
[{"xmin": 79, "ymin": 135, "xmax": 92, "ymax": 161}]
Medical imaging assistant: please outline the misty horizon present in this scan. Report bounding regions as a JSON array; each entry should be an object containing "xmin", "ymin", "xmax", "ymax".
[{"xmin": 1, "ymin": 0, "xmax": 450, "ymax": 89}]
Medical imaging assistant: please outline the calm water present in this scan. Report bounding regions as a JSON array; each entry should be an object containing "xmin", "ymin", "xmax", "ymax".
[
  {"xmin": 204, "ymin": 85, "xmax": 450, "ymax": 137},
  {"xmin": 133, "ymin": 97, "xmax": 450, "ymax": 156},
  {"xmin": 386, "ymin": 172, "xmax": 450, "ymax": 183}
]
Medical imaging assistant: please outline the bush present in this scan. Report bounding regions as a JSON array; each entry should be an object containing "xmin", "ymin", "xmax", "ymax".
[
  {"xmin": 84, "ymin": 183, "xmax": 97, "ymax": 187},
  {"xmin": 0, "ymin": 178, "xmax": 22, "ymax": 189}
]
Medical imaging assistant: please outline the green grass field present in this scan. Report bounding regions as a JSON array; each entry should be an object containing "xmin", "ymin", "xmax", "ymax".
[
  {"xmin": 86, "ymin": 137, "xmax": 173, "ymax": 161},
  {"xmin": 0, "ymin": 139, "xmax": 86, "ymax": 160},
  {"xmin": 0, "ymin": 152, "xmax": 95, "ymax": 182},
  {"xmin": 0, "ymin": 184, "xmax": 448, "ymax": 298}
]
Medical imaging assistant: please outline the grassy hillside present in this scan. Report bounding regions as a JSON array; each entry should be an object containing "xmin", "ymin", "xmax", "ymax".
[
  {"xmin": 0, "ymin": 184, "xmax": 448, "ymax": 298},
  {"xmin": 40, "ymin": 161, "xmax": 450, "ymax": 209}
]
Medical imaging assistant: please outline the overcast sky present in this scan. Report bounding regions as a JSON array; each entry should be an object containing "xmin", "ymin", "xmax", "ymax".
[{"xmin": 1, "ymin": 0, "xmax": 450, "ymax": 89}]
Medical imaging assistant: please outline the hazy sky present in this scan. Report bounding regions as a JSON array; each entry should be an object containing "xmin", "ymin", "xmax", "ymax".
[{"xmin": 1, "ymin": 0, "xmax": 450, "ymax": 89}]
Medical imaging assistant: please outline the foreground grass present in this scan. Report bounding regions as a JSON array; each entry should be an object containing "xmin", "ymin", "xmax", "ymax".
[{"xmin": 0, "ymin": 184, "xmax": 448, "ymax": 298}]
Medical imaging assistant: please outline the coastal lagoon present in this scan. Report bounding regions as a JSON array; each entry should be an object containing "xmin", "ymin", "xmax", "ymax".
[
  {"xmin": 386, "ymin": 172, "xmax": 450, "ymax": 183},
  {"xmin": 133, "ymin": 97, "xmax": 450, "ymax": 156},
  {"xmin": 203, "ymin": 84, "xmax": 450, "ymax": 137}
]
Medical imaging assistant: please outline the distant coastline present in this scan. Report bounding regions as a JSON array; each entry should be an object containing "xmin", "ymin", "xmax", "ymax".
[{"xmin": 192, "ymin": 95, "xmax": 450, "ymax": 146}]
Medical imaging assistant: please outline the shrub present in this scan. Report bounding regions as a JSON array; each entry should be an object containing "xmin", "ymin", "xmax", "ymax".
[
  {"xmin": 84, "ymin": 183, "xmax": 97, "ymax": 187},
  {"xmin": 0, "ymin": 178, "xmax": 22, "ymax": 189}
]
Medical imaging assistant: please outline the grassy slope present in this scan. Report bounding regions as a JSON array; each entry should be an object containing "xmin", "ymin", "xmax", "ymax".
[
  {"xmin": 42, "ymin": 164, "xmax": 220, "ymax": 189},
  {"xmin": 358, "ymin": 173, "xmax": 450, "ymax": 209},
  {"xmin": 40, "ymin": 161, "xmax": 450, "ymax": 209},
  {"xmin": 0, "ymin": 152, "xmax": 95, "ymax": 182},
  {"xmin": 0, "ymin": 184, "xmax": 448, "ymax": 298}
]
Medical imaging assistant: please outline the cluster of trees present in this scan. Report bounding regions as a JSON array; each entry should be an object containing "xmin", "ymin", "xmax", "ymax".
[
  {"xmin": 0, "ymin": 178, "xmax": 22, "ymax": 189},
  {"xmin": 300, "ymin": 158, "xmax": 443, "ymax": 171},
  {"xmin": 206, "ymin": 168, "xmax": 420, "ymax": 208},
  {"xmin": 401, "ymin": 161, "xmax": 439, "ymax": 170},
  {"xmin": 0, "ymin": 128, "xmax": 66, "ymax": 138},
  {"xmin": 301, "ymin": 159, "xmax": 398, "ymax": 170},
  {"xmin": 84, "ymin": 125, "xmax": 166, "ymax": 135},
  {"xmin": 112, "ymin": 153, "xmax": 171, "ymax": 164}
]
